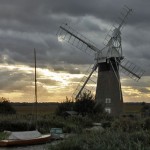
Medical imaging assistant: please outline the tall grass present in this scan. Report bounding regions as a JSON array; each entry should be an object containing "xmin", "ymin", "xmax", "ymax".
[
  {"xmin": 0, "ymin": 114, "xmax": 93, "ymax": 134},
  {"xmin": 48, "ymin": 116, "xmax": 150, "ymax": 150},
  {"xmin": 1, "ymin": 113, "xmax": 150, "ymax": 149},
  {"xmin": 48, "ymin": 130, "xmax": 150, "ymax": 150}
]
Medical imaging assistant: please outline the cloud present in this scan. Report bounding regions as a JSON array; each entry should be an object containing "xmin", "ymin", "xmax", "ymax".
[
  {"xmin": 52, "ymin": 65, "xmax": 81, "ymax": 74},
  {"xmin": 0, "ymin": 0, "xmax": 149, "ymax": 102},
  {"xmin": 38, "ymin": 78, "xmax": 60, "ymax": 86},
  {"xmin": 0, "ymin": 0, "xmax": 149, "ymax": 67}
]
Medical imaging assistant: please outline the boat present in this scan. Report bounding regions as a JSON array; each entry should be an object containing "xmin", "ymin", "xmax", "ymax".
[
  {"xmin": 0, "ymin": 49, "xmax": 51, "ymax": 147},
  {"xmin": 0, "ymin": 131, "xmax": 51, "ymax": 147}
]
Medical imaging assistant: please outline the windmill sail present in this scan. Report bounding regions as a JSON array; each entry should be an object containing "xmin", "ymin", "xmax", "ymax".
[
  {"xmin": 104, "ymin": 6, "xmax": 132, "ymax": 46},
  {"xmin": 72, "ymin": 64, "xmax": 98, "ymax": 99},
  {"xmin": 57, "ymin": 24, "xmax": 101, "ymax": 56},
  {"xmin": 119, "ymin": 58, "xmax": 145, "ymax": 81}
]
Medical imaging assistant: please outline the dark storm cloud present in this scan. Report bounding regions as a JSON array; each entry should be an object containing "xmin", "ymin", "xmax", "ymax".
[
  {"xmin": 1, "ymin": 0, "xmax": 149, "ymax": 25},
  {"xmin": 44, "ymin": 0, "xmax": 150, "ymax": 25},
  {"xmin": 0, "ymin": 0, "xmax": 149, "ymax": 75}
]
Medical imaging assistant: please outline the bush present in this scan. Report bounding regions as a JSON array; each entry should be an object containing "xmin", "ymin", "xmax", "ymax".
[
  {"xmin": 56, "ymin": 92, "xmax": 105, "ymax": 117},
  {"xmin": 0, "ymin": 97, "xmax": 16, "ymax": 114},
  {"xmin": 74, "ymin": 92, "xmax": 95, "ymax": 116}
]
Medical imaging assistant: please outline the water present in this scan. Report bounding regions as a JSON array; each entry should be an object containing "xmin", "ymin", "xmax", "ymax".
[
  {"xmin": 0, "ymin": 144, "xmax": 49, "ymax": 150},
  {"xmin": 0, "ymin": 141, "xmax": 60, "ymax": 150}
]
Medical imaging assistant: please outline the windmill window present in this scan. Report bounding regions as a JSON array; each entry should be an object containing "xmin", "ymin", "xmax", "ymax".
[
  {"xmin": 105, "ymin": 107, "xmax": 111, "ymax": 114},
  {"xmin": 105, "ymin": 98, "xmax": 111, "ymax": 103}
]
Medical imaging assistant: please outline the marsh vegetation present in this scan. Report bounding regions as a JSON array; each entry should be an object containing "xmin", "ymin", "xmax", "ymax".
[{"xmin": 0, "ymin": 95, "xmax": 150, "ymax": 149}]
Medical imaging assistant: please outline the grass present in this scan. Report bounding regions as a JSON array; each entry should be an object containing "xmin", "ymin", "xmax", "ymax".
[
  {"xmin": 12, "ymin": 103, "xmax": 58, "ymax": 114},
  {"xmin": 11, "ymin": 102, "xmax": 144, "ymax": 115},
  {"xmin": 1, "ymin": 113, "xmax": 150, "ymax": 150},
  {"xmin": 47, "ymin": 115, "xmax": 150, "ymax": 150},
  {"xmin": 0, "ymin": 103, "xmax": 150, "ymax": 149},
  {"xmin": 0, "ymin": 114, "xmax": 93, "ymax": 134},
  {"xmin": 0, "ymin": 132, "xmax": 10, "ymax": 140},
  {"xmin": 48, "ymin": 129, "xmax": 150, "ymax": 150}
]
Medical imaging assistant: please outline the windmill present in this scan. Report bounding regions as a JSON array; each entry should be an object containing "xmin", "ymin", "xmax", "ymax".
[{"xmin": 57, "ymin": 6, "xmax": 145, "ymax": 115}]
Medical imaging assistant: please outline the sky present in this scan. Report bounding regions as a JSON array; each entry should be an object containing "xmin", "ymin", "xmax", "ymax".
[{"xmin": 0, "ymin": 0, "xmax": 150, "ymax": 103}]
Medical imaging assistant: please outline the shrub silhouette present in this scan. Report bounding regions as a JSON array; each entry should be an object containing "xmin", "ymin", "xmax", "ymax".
[
  {"xmin": 0, "ymin": 97, "xmax": 16, "ymax": 114},
  {"xmin": 56, "ymin": 92, "xmax": 104, "ymax": 116},
  {"xmin": 74, "ymin": 92, "xmax": 95, "ymax": 116}
]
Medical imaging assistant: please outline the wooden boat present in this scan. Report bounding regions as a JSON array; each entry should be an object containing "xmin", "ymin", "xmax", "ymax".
[{"xmin": 0, "ymin": 134, "xmax": 51, "ymax": 147}]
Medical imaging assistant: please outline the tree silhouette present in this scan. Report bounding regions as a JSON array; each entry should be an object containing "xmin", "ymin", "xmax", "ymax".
[
  {"xmin": 56, "ymin": 93, "xmax": 104, "ymax": 116},
  {"xmin": 0, "ymin": 97, "xmax": 16, "ymax": 114},
  {"xmin": 74, "ymin": 92, "xmax": 97, "ymax": 116}
]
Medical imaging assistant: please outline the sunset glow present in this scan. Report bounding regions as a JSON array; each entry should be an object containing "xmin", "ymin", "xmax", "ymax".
[{"xmin": 0, "ymin": 62, "xmax": 149, "ymax": 103}]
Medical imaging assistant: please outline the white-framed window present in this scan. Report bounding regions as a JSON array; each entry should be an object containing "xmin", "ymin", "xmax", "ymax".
[
  {"xmin": 105, "ymin": 98, "xmax": 111, "ymax": 104},
  {"xmin": 105, "ymin": 107, "xmax": 111, "ymax": 114}
]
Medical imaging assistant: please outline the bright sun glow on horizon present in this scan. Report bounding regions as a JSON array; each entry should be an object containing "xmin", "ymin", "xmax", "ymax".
[{"xmin": 0, "ymin": 64, "xmax": 149, "ymax": 103}]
